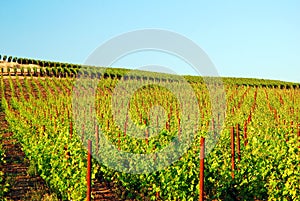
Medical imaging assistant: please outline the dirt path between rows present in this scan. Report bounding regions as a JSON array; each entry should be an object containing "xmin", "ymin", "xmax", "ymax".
[
  {"xmin": 0, "ymin": 77, "xmax": 125, "ymax": 200},
  {"xmin": 0, "ymin": 88, "xmax": 51, "ymax": 200}
]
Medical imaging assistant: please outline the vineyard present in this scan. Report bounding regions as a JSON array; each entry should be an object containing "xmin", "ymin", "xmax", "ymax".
[{"xmin": 0, "ymin": 55, "xmax": 299, "ymax": 200}]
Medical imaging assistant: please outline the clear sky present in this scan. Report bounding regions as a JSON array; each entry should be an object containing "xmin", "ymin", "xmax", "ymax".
[{"xmin": 1, "ymin": 1, "xmax": 299, "ymax": 82}]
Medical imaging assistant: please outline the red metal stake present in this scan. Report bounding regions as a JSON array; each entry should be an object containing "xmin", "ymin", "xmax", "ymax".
[
  {"xmin": 178, "ymin": 118, "xmax": 181, "ymax": 141},
  {"xmin": 145, "ymin": 129, "xmax": 149, "ymax": 145},
  {"xmin": 42, "ymin": 125, "xmax": 46, "ymax": 133},
  {"xmin": 236, "ymin": 124, "xmax": 241, "ymax": 161},
  {"xmin": 156, "ymin": 192, "xmax": 160, "ymax": 199},
  {"xmin": 144, "ymin": 119, "xmax": 149, "ymax": 145},
  {"xmin": 231, "ymin": 126, "xmax": 235, "ymax": 179},
  {"xmin": 124, "ymin": 114, "xmax": 128, "ymax": 137},
  {"xmin": 244, "ymin": 121, "xmax": 248, "ymax": 146},
  {"xmin": 298, "ymin": 124, "xmax": 300, "ymax": 149},
  {"xmin": 217, "ymin": 113, "xmax": 220, "ymax": 131},
  {"xmin": 87, "ymin": 140, "xmax": 92, "ymax": 201},
  {"xmin": 118, "ymin": 132, "xmax": 121, "ymax": 150},
  {"xmin": 82, "ymin": 124, "xmax": 85, "ymax": 142},
  {"xmin": 70, "ymin": 121, "xmax": 73, "ymax": 139},
  {"xmin": 95, "ymin": 124, "xmax": 99, "ymax": 156},
  {"xmin": 199, "ymin": 137, "xmax": 205, "ymax": 201},
  {"xmin": 247, "ymin": 112, "xmax": 252, "ymax": 124},
  {"xmin": 212, "ymin": 118, "xmax": 215, "ymax": 139}
]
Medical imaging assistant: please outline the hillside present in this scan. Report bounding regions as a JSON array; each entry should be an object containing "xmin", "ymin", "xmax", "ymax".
[
  {"xmin": 0, "ymin": 54, "xmax": 299, "ymax": 200},
  {"xmin": 0, "ymin": 54, "xmax": 299, "ymax": 88}
]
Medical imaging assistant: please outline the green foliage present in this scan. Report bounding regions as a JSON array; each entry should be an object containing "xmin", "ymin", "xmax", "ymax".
[
  {"xmin": 14, "ymin": 66, "xmax": 18, "ymax": 75},
  {"xmin": 52, "ymin": 68, "xmax": 57, "ymax": 77},
  {"xmin": 39, "ymin": 67, "xmax": 45, "ymax": 77},
  {"xmin": 64, "ymin": 67, "xmax": 71, "ymax": 77},
  {"xmin": 0, "ymin": 65, "xmax": 299, "ymax": 200},
  {"xmin": 46, "ymin": 67, "xmax": 51, "ymax": 76},
  {"xmin": 0, "ymin": 134, "xmax": 9, "ymax": 198},
  {"xmin": 33, "ymin": 67, "xmax": 38, "ymax": 76},
  {"xmin": 3, "ymin": 77, "xmax": 97, "ymax": 200},
  {"xmin": 20, "ymin": 66, "xmax": 25, "ymax": 76},
  {"xmin": 0, "ymin": 78, "xmax": 8, "ymax": 198},
  {"xmin": 27, "ymin": 66, "xmax": 32, "ymax": 76}
]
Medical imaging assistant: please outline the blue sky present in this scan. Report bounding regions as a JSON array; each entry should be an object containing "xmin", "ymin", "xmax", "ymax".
[{"xmin": 0, "ymin": 1, "xmax": 299, "ymax": 82}]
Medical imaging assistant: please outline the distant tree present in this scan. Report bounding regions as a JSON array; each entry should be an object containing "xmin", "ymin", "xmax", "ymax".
[
  {"xmin": 38, "ymin": 60, "xmax": 43, "ymax": 67},
  {"xmin": 24, "ymin": 58, "xmax": 28, "ymax": 65},
  {"xmin": 97, "ymin": 72, "xmax": 102, "ymax": 79},
  {"xmin": 2, "ymin": 55, "xmax": 7, "ymax": 61},
  {"xmin": 103, "ymin": 73, "xmax": 109, "ymax": 79},
  {"xmin": 7, "ymin": 56, "xmax": 12, "ymax": 62}
]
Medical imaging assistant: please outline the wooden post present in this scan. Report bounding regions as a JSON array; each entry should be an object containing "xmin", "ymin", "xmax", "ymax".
[
  {"xmin": 231, "ymin": 127, "xmax": 235, "ymax": 179},
  {"xmin": 199, "ymin": 137, "xmax": 205, "ymax": 201},
  {"xmin": 87, "ymin": 140, "xmax": 92, "ymax": 201}
]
